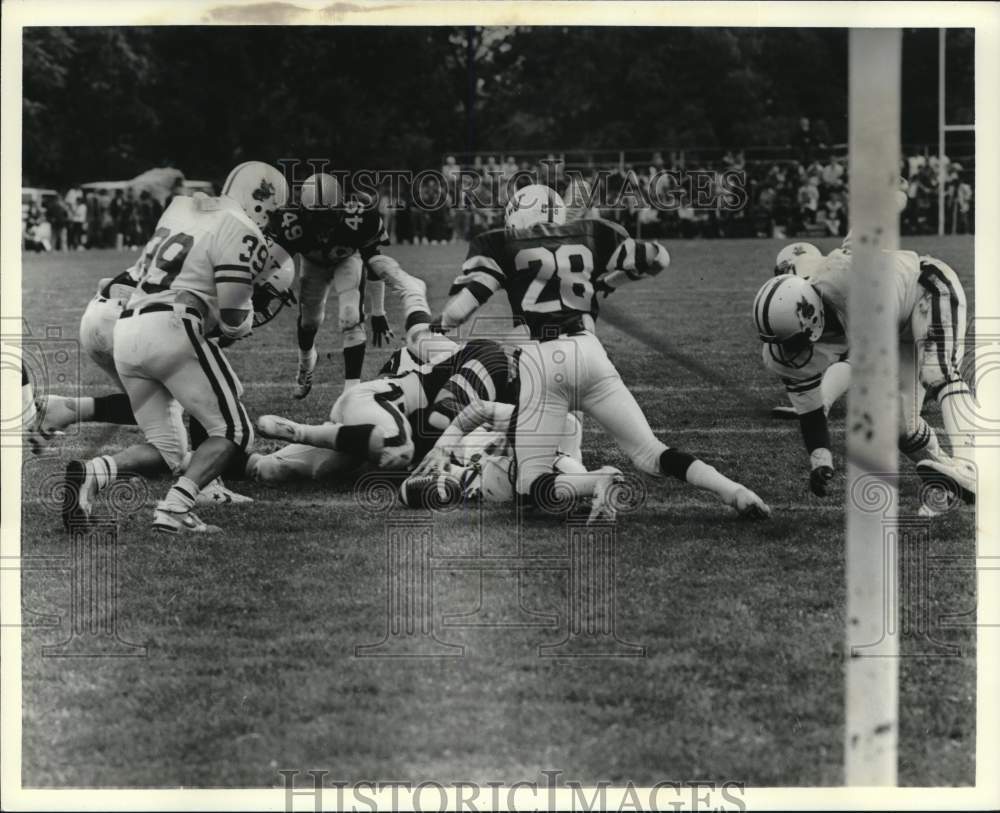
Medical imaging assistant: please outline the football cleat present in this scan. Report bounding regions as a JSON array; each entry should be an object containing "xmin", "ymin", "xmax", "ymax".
[
  {"xmin": 62, "ymin": 459, "xmax": 99, "ymax": 529},
  {"xmin": 916, "ymin": 459, "xmax": 975, "ymax": 506},
  {"xmin": 152, "ymin": 503, "xmax": 222, "ymax": 535},
  {"xmin": 196, "ymin": 477, "xmax": 253, "ymax": 506},
  {"xmin": 728, "ymin": 486, "xmax": 772, "ymax": 520},
  {"xmin": 293, "ymin": 349, "xmax": 318, "ymax": 400},
  {"xmin": 257, "ymin": 415, "xmax": 303, "ymax": 443},
  {"xmin": 588, "ymin": 466, "xmax": 625, "ymax": 525}
]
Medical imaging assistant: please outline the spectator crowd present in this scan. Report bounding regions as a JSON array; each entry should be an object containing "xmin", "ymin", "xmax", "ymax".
[
  {"xmin": 24, "ymin": 141, "xmax": 974, "ymax": 253},
  {"xmin": 22, "ymin": 187, "xmax": 167, "ymax": 253}
]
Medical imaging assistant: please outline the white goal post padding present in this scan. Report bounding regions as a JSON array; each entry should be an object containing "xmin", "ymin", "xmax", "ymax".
[{"xmin": 845, "ymin": 27, "xmax": 902, "ymax": 787}]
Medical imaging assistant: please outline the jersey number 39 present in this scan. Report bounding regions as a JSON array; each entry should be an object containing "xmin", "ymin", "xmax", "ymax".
[{"xmin": 516, "ymin": 244, "xmax": 595, "ymax": 313}]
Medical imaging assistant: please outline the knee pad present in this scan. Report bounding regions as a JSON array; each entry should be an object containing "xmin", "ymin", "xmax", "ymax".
[
  {"xmin": 632, "ymin": 441, "xmax": 670, "ymax": 478},
  {"xmin": 342, "ymin": 321, "xmax": 366, "ymax": 348},
  {"xmin": 338, "ymin": 292, "xmax": 362, "ymax": 333}
]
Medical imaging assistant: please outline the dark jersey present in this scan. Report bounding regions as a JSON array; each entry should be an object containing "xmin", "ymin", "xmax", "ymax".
[
  {"xmin": 266, "ymin": 192, "xmax": 388, "ymax": 267},
  {"xmin": 378, "ymin": 340, "xmax": 514, "ymax": 462},
  {"xmin": 449, "ymin": 218, "xmax": 630, "ymax": 340}
]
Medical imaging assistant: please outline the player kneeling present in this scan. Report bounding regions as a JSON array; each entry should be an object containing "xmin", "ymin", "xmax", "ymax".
[{"xmin": 753, "ymin": 255, "xmax": 977, "ymax": 510}]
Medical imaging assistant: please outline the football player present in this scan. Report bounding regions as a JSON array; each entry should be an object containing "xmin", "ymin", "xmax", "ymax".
[
  {"xmin": 752, "ymin": 247, "xmax": 977, "ymax": 504},
  {"xmin": 267, "ymin": 172, "xmax": 394, "ymax": 398},
  {"xmin": 43, "ymin": 230, "xmax": 296, "ymax": 505},
  {"xmin": 61, "ymin": 161, "xmax": 290, "ymax": 533},
  {"xmin": 401, "ymin": 400, "xmax": 630, "ymax": 522},
  {"xmin": 769, "ymin": 242, "xmax": 851, "ymax": 420},
  {"xmin": 435, "ymin": 184, "xmax": 771, "ymax": 520},
  {"xmin": 250, "ymin": 338, "xmax": 511, "ymax": 483}
]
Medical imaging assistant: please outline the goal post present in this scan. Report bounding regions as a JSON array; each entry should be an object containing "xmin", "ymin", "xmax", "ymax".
[{"xmin": 845, "ymin": 28, "xmax": 902, "ymax": 786}]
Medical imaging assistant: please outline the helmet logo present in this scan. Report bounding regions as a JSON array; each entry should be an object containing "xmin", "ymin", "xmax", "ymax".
[
  {"xmin": 796, "ymin": 295, "xmax": 821, "ymax": 334},
  {"xmin": 252, "ymin": 179, "xmax": 275, "ymax": 201},
  {"xmin": 792, "ymin": 245, "xmax": 807, "ymax": 256}
]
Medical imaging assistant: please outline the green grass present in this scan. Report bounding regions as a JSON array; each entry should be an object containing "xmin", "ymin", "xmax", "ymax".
[{"xmin": 19, "ymin": 236, "xmax": 976, "ymax": 787}]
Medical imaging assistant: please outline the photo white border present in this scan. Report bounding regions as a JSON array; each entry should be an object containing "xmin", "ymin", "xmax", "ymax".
[{"xmin": 2, "ymin": 1, "xmax": 998, "ymax": 810}]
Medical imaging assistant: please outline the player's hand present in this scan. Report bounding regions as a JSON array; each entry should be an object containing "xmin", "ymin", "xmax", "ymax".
[
  {"xmin": 413, "ymin": 447, "xmax": 448, "ymax": 476},
  {"xmin": 593, "ymin": 277, "xmax": 616, "ymax": 299},
  {"xmin": 370, "ymin": 314, "xmax": 394, "ymax": 347},
  {"xmin": 809, "ymin": 465, "xmax": 836, "ymax": 497}
]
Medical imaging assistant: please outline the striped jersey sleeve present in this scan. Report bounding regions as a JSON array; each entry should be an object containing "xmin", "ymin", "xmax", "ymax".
[
  {"xmin": 426, "ymin": 340, "xmax": 511, "ymax": 430},
  {"xmin": 448, "ymin": 233, "xmax": 507, "ymax": 305}
]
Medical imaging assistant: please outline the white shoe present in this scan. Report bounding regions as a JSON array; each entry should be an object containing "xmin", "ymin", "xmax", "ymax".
[
  {"xmin": 62, "ymin": 459, "xmax": 98, "ymax": 529},
  {"xmin": 293, "ymin": 349, "xmax": 317, "ymax": 400},
  {"xmin": 917, "ymin": 459, "xmax": 975, "ymax": 506},
  {"xmin": 196, "ymin": 477, "xmax": 253, "ymax": 506},
  {"xmin": 257, "ymin": 414, "xmax": 303, "ymax": 443},
  {"xmin": 153, "ymin": 503, "xmax": 221, "ymax": 534},
  {"xmin": 728, "ymin": 486, "xmax": 772, "ymax": 519},
  {"xmin": 588, "ymin": 466, "xmax": 625, "ymax": 524},
  {"xmin": 39, "ymin": 394, "xmax": 77, "ymax": 434}
]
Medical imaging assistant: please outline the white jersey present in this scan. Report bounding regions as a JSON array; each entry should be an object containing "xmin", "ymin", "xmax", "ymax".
[
  {"xmin": 761, "ymin": 336, "xmax": 849, "ymax": 415},
  {"xmin": 809, "ymin": 248, "xmax": 924, "ymax": 335},
  {"xmin": 127, "ymin": 196, "xmax": 268, "ymax": 333}
]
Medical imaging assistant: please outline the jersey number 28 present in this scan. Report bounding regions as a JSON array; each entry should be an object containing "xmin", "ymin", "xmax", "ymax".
[{"xmin": 516, "ymin": 244, "xmax": 595, "ymax": 313}]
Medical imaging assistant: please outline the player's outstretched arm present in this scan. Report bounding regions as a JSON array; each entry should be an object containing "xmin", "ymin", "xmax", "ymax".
[
  {"xmin": 597, "ymin": 238, "xmax": 670, "ymax": 294},
  {"xmin": 413, "ymin": 400, "xmax": 507, "ymax": 474}
]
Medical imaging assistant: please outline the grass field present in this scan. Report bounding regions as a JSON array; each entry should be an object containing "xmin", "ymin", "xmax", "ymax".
[{"xmin": 18, "ymin": 235, "xmax": 976, "ymax": 788}]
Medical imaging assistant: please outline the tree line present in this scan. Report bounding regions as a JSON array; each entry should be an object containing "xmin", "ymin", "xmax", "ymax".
[{"xmin": 22, "ymin": 26, "xmax": 972, "ymax": 188}]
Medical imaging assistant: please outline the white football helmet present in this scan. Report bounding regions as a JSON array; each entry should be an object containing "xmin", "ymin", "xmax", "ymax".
[
  {"xmin": 299, "ymin": 172, "xmax": 343, "ymax": 211},
  {"xmin": 774, "ymin": 242, "xmax": 821, "ymax": 276},
  {"xmin": 505, "ymin": 184, "xmax": 566, "ymax": 230},
  {"xmin": 752, "ymin": 274, "xmax": 825, "ymax": 366},
  {"xmin": 252, "ymin": 242, "xmax": 296, "ymax": 327},
  {"xmin": 222, "ymin": 161, "xmax": 289, "ymax": 229}
]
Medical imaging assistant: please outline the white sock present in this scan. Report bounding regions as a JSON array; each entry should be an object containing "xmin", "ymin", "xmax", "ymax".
[
  {"xmin": 88, "ymin": 455, "xmax": 118, "ymax": 490},
  {"xmin": 937, "ymin": 379, "xmax": 978, "ymax": 466},
  {"xmin": 821, "ymin": 361, "xmax": 851, "ymax": 411},
  {"xmin": 162, "ymin": 476, "xmax": 199, "ymax": 512},
  {"xmin": 684, "ymin": 460, "xmax": 741, "ymax": 503},
  {"xmin": 899, "ymin": 417, "xmax": 943, "ymax": 463},
  {"xmin": 343, "ymin": 378, "xmax": 360, "ymax": 391}
]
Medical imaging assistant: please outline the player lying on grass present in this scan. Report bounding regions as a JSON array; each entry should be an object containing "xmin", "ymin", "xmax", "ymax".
[
  {"xmin": 752, "ymin": 246, "xmax": 977, "ymax": 507},
  {"xmin": 430, "ymin": 183, "xmax": 771, "ymax": 519},
  {"xmin": 249, "ymin": 338, "xmax": 511, "ymax": 482},
  {"xmin": 266, "ymin": 172, "xmax": 394, "ymax": 399},
  {"xmin": 399, "ymin": 400, "xmax": 631, "ymax": 523},
  {"xmin": 61, "ymin": 161, "xmax": 290, "ymax": 534},
  {"xmin": 42, "ymin": 228, "xmax": 297, "ymax": 507}
]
